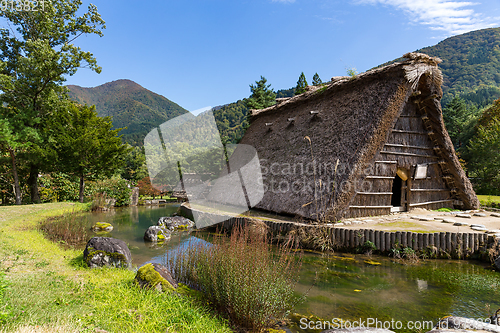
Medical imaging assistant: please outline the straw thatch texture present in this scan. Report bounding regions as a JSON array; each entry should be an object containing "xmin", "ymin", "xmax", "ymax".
[{"xmin": 239, "ymin": 53, "xmax": 479, "ymax": 221}]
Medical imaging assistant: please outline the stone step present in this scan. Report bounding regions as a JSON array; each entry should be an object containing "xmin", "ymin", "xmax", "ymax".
[{"xmin": 453, "ymin": 222, "xmax": 469, "ymax": 226}]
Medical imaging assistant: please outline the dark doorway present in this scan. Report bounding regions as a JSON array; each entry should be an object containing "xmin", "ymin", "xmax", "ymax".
[{"xmin": 391, "ymin": 175, "xmax": 403, "ymax": 207}]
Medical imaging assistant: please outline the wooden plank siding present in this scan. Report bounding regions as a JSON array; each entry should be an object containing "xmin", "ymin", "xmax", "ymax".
[{"xmin": 347, "ymin": 98, "xmax": 453, "ymax": 218}]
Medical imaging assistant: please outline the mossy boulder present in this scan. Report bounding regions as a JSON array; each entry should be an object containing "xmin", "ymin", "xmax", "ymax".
[
  {"xmin": 91, "ymin": 222, "xmax": 114, "ymax": 232},
  {"xmin": 144, "ymin": 226, "xmax": 171, "ymax": 242},
  {"xmin": 135, "ymin": 263, "xmax": 177, "ymax": 292},
  {"xmin": 157, "ymin": 216, "xmax": 195, "ymax": 231},
  {"xmin": 83, "ymin": 237, "xmax": 132, "ymax": 268}
]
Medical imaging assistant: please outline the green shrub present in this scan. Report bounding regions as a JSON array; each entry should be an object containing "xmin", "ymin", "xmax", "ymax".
[
  {"xmin": 164, "ymin": 224, "xmax": 302, "ymax": 332},
  {"xmin": 358, "ymin": 240, "xmax": 376, "ymax": 255},
  {"xmin": 435, "ymin": 207, "xmax": 454, "ymax": 212},
  {"xmin": 88, "ymin": 177, "xmax": 132, "ymax": 207},
  {"xmin": 38, "ymin": 173, "xmax": 81, "ymax": 202},
  {"xmin": 39, "ymin": 186, "xmax": 58, "ymax": 203}
]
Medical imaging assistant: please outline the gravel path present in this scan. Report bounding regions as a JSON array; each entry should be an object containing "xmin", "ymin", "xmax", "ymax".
[{"xmin": 336, "ymin": 208, "xmax": 500, "ymax": 235}]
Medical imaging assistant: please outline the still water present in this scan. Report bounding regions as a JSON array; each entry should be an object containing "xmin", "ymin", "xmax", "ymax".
[{"xmin": 82, "ymin": 204, "xmax": 500, "ymax": 332}]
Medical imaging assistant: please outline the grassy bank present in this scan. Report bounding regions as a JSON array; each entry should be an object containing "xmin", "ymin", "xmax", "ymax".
[
  {"xmin": 478, "ymin": 195, "xmax": 500, "ymax": 206},
  {"xmin": 0, "ymin": 203, "xmax": 231, "ymax": 333}
]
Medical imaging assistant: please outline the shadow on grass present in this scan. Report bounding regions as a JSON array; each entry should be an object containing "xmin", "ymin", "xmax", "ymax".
[{"xmin": 68, "ymin": 254, "xmax": 87, "ymax": 269}]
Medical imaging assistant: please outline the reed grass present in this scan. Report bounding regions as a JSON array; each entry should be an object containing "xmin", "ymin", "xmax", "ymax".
[
  {"xmin": 39, "ymin": 211, "xmax": 91, "ymax": 248},
  {"xmin": 164, "ymin": 224, "xmax": 302, "ymax": 332}
]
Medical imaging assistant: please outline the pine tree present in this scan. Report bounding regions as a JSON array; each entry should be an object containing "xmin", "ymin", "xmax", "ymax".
[
  {"xmin": 312, "ymin": 73, "xmax": 322, "ymax": 86},
  {"xmin": 245, "ymin": 76, "xmax": 276, "ymax": 110},
  {"xmin": 295, "ymin": 72, "xmax": 308, "ymax": 95},
  {"xmin": 443, "ymin": 96, "xmax": 478, "ymax": 150}
]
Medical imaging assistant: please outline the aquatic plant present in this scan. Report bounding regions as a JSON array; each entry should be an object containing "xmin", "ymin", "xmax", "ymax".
[
  {"xmin": 358, "ymin": 240, "xmax": 376, "ymax": 255},
  {"xmin": 164, "ymin": 224, "xmax": 302, "ymax": 332},
  {"xmin": 39, "ymin": 211, "xmax": 90, "ymax": 248}
]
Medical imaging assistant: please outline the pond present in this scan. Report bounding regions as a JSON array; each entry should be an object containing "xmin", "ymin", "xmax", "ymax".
[{"xmin": 81, "ymin": 204, "xmax": 500, "ymax": 333}]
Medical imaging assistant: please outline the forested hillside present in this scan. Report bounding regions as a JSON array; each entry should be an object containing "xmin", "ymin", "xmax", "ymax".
[
  {"xmin": 66, "ymin": 28, "xmax": 500, "ymax": 147},
  {"xmin": 388, "ymin": 27, "xmax": 500, "ymax": 107},
  {"xmin": 67, "ymin": 80, "xmax": 188, "ymax": 145}
]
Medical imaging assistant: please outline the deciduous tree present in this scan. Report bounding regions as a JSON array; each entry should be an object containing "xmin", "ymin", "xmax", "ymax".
[
  {"xmin": 0, "ymin": 0, "xmax": 105, "ymax": 204},
  {"xmin": 49, "ymin": 103, "xmax": 128, "ymax": 203}
]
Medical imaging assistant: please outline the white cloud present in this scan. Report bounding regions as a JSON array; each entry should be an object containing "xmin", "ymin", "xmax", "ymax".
[{"xmin": 354, "ymin": 0, "xmax": 499, "ymax": 34}]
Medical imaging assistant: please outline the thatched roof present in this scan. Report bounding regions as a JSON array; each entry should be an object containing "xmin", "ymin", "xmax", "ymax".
[{"xmin": 239, "ymin": 52, "xmax": 479, "ymax": 221}]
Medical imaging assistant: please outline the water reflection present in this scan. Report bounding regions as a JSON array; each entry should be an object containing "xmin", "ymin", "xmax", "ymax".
[{"xmin": 81, "ymin": 205, "xmax": 500, "ymax": 333}]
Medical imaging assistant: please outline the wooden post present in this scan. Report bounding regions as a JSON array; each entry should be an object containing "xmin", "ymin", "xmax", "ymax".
[
  {"xmin": 429, "ymin": 232, "xmax": 434, "ymax": 247},
  {"xmin": 369, "ymin": 230, "xmax": 375, "ymax": 245},
  {"xmin": 407, "ymin": 232, "xmax": 413, "ymax": 249},
  {"xmin": 446, "ymin": 232, "xmax": 452, "ymax": 254},
  {"xmin": 412, "ymin": 233, "xmax": 418, "ymax": 250},
  {"xmin": 463, "ymin": 233, "xmax": 469, "ymax": 257},
  {"xmin": 440, "ymin": 232, "xmax": 446, "ymax": 255},
  {"xmin": 423, "ymin": 233, "xmax": 429, "ymax": 250},
  {"xmin": 468, "ymin": 233, "xmax": 474, "ymax": 255},
  {"xmin": 434, "ymin": 232, "xmax": 440, "ymax": 250},
  {"xmin": 390, "ymin": 232, "xmax": 396, "ymax": 250},
  {"xmin": 386, "ymin": 232, "xmax": 391, "ymax": 251},
  {"xmin": 396, "ymin": 232, "xmax": 402, "ymax": 248},
  {"xmin": 451, "ymin": 233, "xmax": 457, "ymax": 257},
  {"xmin": 401, "ymin": 231, "xmax": 407, "ymax": 248},
  {"xmin": 417, "ymin": 233, "xmax": 423, "ymax": 251},
  {"xmin": 381, "ymin": 231, "xmax": 386, "ymax": 251},
  {"xmin": 478, "ymin": 233, "xmax": 484, "ymax": 250},
  {"xmin": 350, "ymin": 229, "xmax": 356, "ymax": 248},
  {"xmin": 375, "ymin": 230, "xmax": 381, "ymax": 250},
  {"xmin": 473, "ymin": 233, "xmax": 479, "ymax": 252}
]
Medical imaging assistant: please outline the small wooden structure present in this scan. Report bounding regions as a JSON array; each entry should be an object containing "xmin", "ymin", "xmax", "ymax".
[{"xmin": 239, "ymin": 53, "xmax": 479, "ymax": 220}]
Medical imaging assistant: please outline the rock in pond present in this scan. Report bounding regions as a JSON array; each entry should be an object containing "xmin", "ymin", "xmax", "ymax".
[
  {"xmin": 144, "ymin": 226, "xmax": 171, "ymax": 242},
  {"xmin": 83, "ymin": 237, "xmax": 131, "ymax": 268},
  {"xmin": 91, "ymin": 222, "xmax": 113, "ymax": 232},
  {"xmin": 157, "ymin": 216, "xmax": 195, "ymax": 231},
  {"xmin": 135, "ymin": 263, "xmax": 178, "ymax": 292}
]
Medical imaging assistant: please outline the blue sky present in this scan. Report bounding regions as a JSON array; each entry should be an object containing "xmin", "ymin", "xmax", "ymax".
[{"xmin": 62, "ymin": 0, "xmax": 500, "ymax": 112}]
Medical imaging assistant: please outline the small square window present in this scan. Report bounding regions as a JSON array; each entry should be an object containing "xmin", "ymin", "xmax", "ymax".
[{"xmin": 414, "ymin": 164, "xmax": 428, "ymax": 179}]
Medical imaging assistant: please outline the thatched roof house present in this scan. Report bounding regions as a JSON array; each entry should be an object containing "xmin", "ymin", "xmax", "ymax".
[{"xmin": 239, "ymin": 52, "xmax": 479, "ymax": 221}]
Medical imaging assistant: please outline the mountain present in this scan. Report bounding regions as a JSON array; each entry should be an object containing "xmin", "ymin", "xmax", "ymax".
[
  {"xmin": 67, "ymin": 28, "xmax": 500, "ymax": 146},
  {"xmin": 67, "ymin": 79, "xmax": 188, "ymax": 146},
  {"xmin": 387, "ymin": 27, "xmax": 500, "ymax": 107}
]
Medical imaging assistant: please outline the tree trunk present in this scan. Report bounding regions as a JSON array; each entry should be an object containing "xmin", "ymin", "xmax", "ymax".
[
  {"xmin": 9, "ymin": 149, "xmax": 22, "ymax": 205},
  {"xmin": 28, "ymin": 164, "xmax": 40, "ymax": 204},
  {"xmin": 79, "ymin": 174, "xmax": 85, "ymax": 203}
]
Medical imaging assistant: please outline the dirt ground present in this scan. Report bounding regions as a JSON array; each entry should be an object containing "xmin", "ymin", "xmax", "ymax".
[{"xmin": 337, "ymin": 208, "xmax": 500, "ymax": 234}]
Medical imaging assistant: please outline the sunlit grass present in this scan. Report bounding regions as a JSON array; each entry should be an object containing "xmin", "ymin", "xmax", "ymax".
[
  {"xmin": 477, "ymin": 195, "xmax": 500, "ymax": 206},
  {"xmin": 0, "ymin": 203, "xmax": 231, "ymax": 332}
]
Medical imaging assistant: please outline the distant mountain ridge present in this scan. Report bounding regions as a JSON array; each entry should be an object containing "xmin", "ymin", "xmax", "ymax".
[
  {"xmin": 67, "ymin": 79, "xmax": 187, "ymax": 146},
  {"xmin": 381, "ymin": 27, "xmax": 500, "ymax": 107},
  {"xmin": 67, "ymin": 28, "xmax": 500, "ymax": 146}
]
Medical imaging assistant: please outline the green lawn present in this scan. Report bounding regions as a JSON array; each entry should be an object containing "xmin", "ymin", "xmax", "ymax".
[
  {"xmin": 0, "ymin": 203, "xmax": 230, "ymax": 333},
  {"xmin": 477, "ymin": 195, "xmax": 500, "ymax": 205}
]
